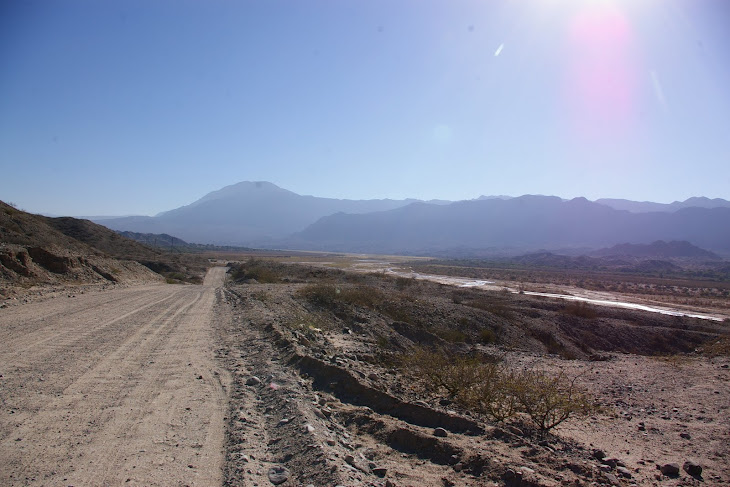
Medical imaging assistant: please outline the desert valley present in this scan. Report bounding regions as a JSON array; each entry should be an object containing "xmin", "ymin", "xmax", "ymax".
[{"xmin": 1, "ymin": 184, "xmax": 728, "ymax": 487}]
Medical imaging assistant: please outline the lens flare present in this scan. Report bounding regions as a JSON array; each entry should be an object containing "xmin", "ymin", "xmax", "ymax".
[{"xmin": 565, "ymin": 2, "xmax": 638, "ymax": 137}]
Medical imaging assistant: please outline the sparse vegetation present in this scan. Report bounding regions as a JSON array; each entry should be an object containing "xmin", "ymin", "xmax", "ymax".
[
  {"xmin": 403, "ymin": 348, "xmax": 597, "ymax": 432},
  {"xmin": 479, "ymin": 328, "xmax": 497, "ymax": 344},
  {"xmin": 562, "ymin": 301, "xmax": 599, "ymax": 319},
  {"xmin": 229, "ymin": 259, "xmax": 282, "ymax": 283},
  {"xmin": 511, "ymin": 368, "xmax": 597, "ymax": 433},
  {"xmin": 701, "ymin": 336, "xmax": 730, "ymax": 357}
]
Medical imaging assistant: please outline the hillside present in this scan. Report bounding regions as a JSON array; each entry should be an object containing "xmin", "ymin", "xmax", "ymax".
[
  {"xmin": 591, "ymin": 240, "xmax": 721, "ymax": 259},
  {"xmin": 0, "ymin": 201, "xmax": 206, "ymax": 289}
]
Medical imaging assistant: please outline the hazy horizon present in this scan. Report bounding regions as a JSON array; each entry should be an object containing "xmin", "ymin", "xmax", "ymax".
[{"xmin": 2, "ymin": 0, "xmax": 729, "ymax": 216}]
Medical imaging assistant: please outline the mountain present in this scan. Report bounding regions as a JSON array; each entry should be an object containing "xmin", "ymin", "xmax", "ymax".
[
  {"xmin": 93, "ymin": 182, "xmax": 730, "ymax": 254},
  {"xmin": 596, "ymin": 197, "xmax": 730, "ymax": 213},
  {"xmin": 291, "ymin": 196, "xmax": 730, "ymax": 255},
  {"xmin": 97, "ymin": 181, "xmax": 435, "ymax": 245},
  {"xmin": 591, "ymin": 240, "xmax": 721, "ymax": 259}
]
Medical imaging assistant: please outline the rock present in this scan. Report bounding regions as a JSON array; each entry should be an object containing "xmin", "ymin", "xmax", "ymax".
[
  {"xmin": 267, "ymin": 465, "xmax": 290, "ymax": 485},
  {"xmin": 616, "ymin": 466, "xmax": 632, "ymax": 478},
  {"xmin": 503, "ymin": 469, "xmax": 523, "ymax": 482},
  {"xmin": 506, "ymin": 425, "xmax": 524, "ymax": 436},
  {"xmin": 679, "ymin": 432, "xmax": 691, "ymax": 440},
  {"xmin": 592, "ymin": 449, "xmax": 606, "ymax": 460},
  {"xmin": 604, "ymin": 472, "xmax": 620, "ymax": 485},
  {"xmin": 660, "ymin": 463, "xmax": 680, "ymax": 476},
  {"xmin": 246, "ymin": 376, "xmax": 261, "ymax": 386},
  {"xmin": 304, "ymin": 424, "xmax": 315, "ymax": 433},
  {"xmin": 313, "ymin": 408, "xmax": 326, "ymax": 419},
  {"xmin": 345, "ymin": 454, "xmax": 356, "ymax": 465},
  {"xmin": 385, "ymin": 481, "xmax": 396, "ymax": 487},
  {"xmin": 373, "ymin": 467, "xmax": 387, "ymax": 477},
  {"xmin": 683, "ymin": 460, "xmax": 702, "ymax": 476},
  {"xmin": 433, "ymin": 427, "xmax": 448, "ymax": 438}
]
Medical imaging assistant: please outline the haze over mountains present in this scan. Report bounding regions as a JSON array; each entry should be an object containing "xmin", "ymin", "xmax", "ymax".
[{"xmin": 95, "ymin": 181, "xmax": 730, "ymax": 257}]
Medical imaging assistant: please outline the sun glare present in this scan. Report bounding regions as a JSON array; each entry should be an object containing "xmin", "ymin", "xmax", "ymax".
[{"xmin": 564, "ymin": 0, "xmax": 639, "ymax": 137}]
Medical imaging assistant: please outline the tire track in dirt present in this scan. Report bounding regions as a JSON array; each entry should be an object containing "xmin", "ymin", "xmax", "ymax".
[{"xmin": 0, "ymin": 267, "xmax": 230, "ymax": 487}]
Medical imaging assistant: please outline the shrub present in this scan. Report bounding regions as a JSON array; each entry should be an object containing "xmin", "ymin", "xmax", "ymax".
[
  {"xmin": 512, "ymin": 369, "xmax": 597, "ymax": 433},
  {"xmin": 435, "ymin": 328, "xmax": 469, "ymax": 343},
  {"xmin": 297, "ymin": 283, "xmax": 387, "ymax": 308},
  {"xmin": 403, "ymin": 348, "xmax": 484, "ymax": 398},
  {"xmin": 701, "ymin": 336, "xmax": 730, "ymax": 357},
  {"xmin": 229, "ymin": 259, "xmax": 281, "ymax": 283},
  {"xmin": 479, "ymin": 328, "xmax": 497, "ymax": 344},
  {"xmin": 404, "ymin": 348, "xmax": 597, "ymax": 431},
  {"xmin": 395, "ymin": 276, "xmax": 415, "ymax": 290},
  {"xmin": 466, "ymin": 296, "xmax": 513, "ymax": 319},
  {"xmin": 562, "ymin": 301, "xmax": 598, "ymax": 319},
  {"xmin": 461, "ymin": 365, "xmax": 520, "ymax": 422}
]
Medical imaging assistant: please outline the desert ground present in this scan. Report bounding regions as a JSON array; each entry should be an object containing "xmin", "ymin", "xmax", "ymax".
[{"xmin": 1, "ymin": 259, "xmax": 728, "ymax": 487}]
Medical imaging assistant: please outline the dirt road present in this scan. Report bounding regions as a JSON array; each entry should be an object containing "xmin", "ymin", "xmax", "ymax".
[{"xmin": 0, "ymin": 267, "xmax": 230, "ymax": 486}]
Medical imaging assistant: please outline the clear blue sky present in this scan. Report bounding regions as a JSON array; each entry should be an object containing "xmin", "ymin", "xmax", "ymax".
[{"xmin": 2, "ymin": 0, "xmax": 729, "ymax": 216}]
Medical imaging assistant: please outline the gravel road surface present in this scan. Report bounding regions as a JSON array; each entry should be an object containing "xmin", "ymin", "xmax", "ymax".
[{"xmin": 0, "ymin": 267, "xmax": 230, "ymax": 486}]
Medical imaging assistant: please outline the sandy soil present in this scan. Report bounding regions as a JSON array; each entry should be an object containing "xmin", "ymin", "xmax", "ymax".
[{"xmin": 0, "ymin": 267, "xmax": 230, "ymax": 487}]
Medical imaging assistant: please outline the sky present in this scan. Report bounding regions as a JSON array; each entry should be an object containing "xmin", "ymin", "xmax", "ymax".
[{"xmin": 1, "ymin": 0, "xmax": 729, "ymax": 216}]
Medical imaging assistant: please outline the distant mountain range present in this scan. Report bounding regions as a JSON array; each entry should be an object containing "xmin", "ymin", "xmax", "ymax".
[
  {"xmin": 291, "ymin": 196, "xmax": 730, "ymax": 255},
  {"xmin": 595, "ymin": 197, "xmax": 730, "ymax": 213},
  {"xmin": 98, "ymin": 181, "xmax": 437, "ymax": 245},
  {"xmin": 93, "ymin": 181, "xmax": 730, "ymax": 256}
]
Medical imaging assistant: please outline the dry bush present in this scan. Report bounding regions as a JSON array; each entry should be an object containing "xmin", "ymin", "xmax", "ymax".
[
  {"xmin": 404, "ymin": 348, "xmax": 597, "ymax": 431},
  {"xmin": 479, "ymin": 328, "xmax": 497, "ymax": 344},
  {"xmin": 434, "ymin": 328, "xmax": 469, "ymax": 343},
  {"xmin": 460, "ymin": 365, "xmax": 520, "ymax": 422},
  {"xmin": 512, "ymin": 368, "xmax": 597, "ymax": 433},
  {"xmin": 395, "ymin": 276, "xmax": 415, "ymax": 290},
  {"xmin": 701, "ymin": 336, "xmax": 730, "ymax": 357},
  {"xmin": 561, "ymin": 301, "xmax": 599, "ymax": 319},
  {"xmin": 530, "ymin": 329, "xmax": 577, "ymax": 359},
  {"xmin": 229, "ymin": 259, "xmax": 281, "ymax": 283},
  {"xmin": 297, "ymin": 283, "xmax": 387, "ymax": 308},
  {"xmin": 297, "ymin": 283, "xmax": 416, "ymax": 323},
  {"xmin": 403, "ymin": 348, "xmax": 484, "ymax": 398},
  {"xmin": 465, "ymin": 296, "xmax": 514, "ymax": 319}
]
